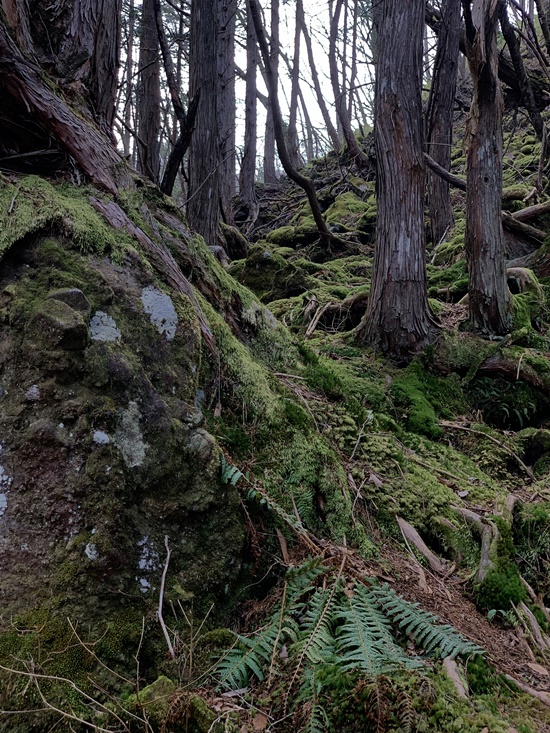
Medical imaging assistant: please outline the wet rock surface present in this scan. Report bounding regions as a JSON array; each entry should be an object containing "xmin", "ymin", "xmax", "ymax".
[{"xmin": 0, "ymin": 237, "xmax": 244, "ymax": 619}]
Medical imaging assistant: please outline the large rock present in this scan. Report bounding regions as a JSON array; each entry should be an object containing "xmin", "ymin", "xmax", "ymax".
[{"xmin": 0, "ymin": 236, "xmax": 244, "ymax": 621}]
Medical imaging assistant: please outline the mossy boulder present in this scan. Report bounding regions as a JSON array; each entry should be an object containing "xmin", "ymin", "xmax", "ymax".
[
  {"xmin": 0, "ymin": 229, "xmax": 244, "ymax": 622},
  {"xmin": 231, "ymin": 243, "xmax": 315, "ymax": 301}
]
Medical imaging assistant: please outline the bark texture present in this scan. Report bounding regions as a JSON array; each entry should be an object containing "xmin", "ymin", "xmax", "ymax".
[
  {"xmin": 136, "ymin": 0, "xmax": 161, "ymax": 182},
  {"xmin": 2, "ymin": 0, "xmax": 121, "ymax": 134},
  {"xmin": 239, "ymin": 0, "xmax": 259, "ymax": 227},
  {"xmin": 188, "ymin": 0, "xmax": 220, "ymax": 245},
  {"xmin": 218, "ymin": 0, "xmax": 237, "ymax": 223},
  {"xmin": 358, "ymin": 0, "xmax": 437, "ymax": 359},
  {"xmin": 425, "ymin": 0, "xmax": 461, "ymax": 245},
  {"xmin": 0, "ymin": 19, "xmax": 124, "ymax": 193},
  {"xmin": 463, "ymin": 0, "xmax": 511, "ymax": 335}
]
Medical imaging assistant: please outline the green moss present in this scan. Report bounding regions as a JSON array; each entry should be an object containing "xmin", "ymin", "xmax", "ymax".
[
  {"xmin": 0, "ymin": 176, "xmax": 131, "ymax": 258},
  {"xmin": 324, "ymin": 192, "xmax": 369, "ymax": 229},
  {"xmin": 266, "ymin": 225, "xmax": 297, "ymax": 246}
]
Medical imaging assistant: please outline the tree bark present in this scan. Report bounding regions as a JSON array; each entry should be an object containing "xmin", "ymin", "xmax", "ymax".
[
  {"xmin": 358, "ymin": 0, "xmax": 437, "ymax": 360},
  {"xmin": 239, "ymin": 0, "xmax": 259, "ymax": 227},
  {"xmin": 218, "ymin": 0, "xmax": 237, "ymax": 223},
  {"xmin": 2, "ymin": 0, "xmax": 121, "ymax": 135},
  {"xmin": 500, "ymin": 3, "xmax": 544, "ymax": 141},
  {"xmin": 263, "ymin": 0, "xmax": 279, "ymax": 184},
  {"xmin": 463, "ymin": 0, "xmax": 512, "ymax": 335},
  {"xmin": 425, "ymin": 0, "xmax": 461, "ymax": 246},
  {"xmin": 136, "ymin": 0, "xmax": 161, "ymax": 182},
  {"xmin": 0, "ymin": 19, "xmax": 125, "ymax": 194},
  {"xmin": 187, "ymin": 0, "xmax": 220, "ymax": 245}
]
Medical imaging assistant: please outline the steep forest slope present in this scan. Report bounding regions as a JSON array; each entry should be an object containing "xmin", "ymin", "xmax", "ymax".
[{"xmin": 1, "ymin": 115, "xmax": 550, "ymax": 733}]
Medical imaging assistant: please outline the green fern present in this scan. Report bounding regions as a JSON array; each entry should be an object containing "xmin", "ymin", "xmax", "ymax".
[
  {"xmin": 368, "ymin": 582, "xmax": 483, "ymax": 659},
  {"xmin": 216, "ymin": 620, "xmax": 281, "ymax": 688},
  {"xmin": 335, "ymin": 585, "xmax": 422, "ymax": 676},
  {"xmin": 220, "ymin": 454, "xmax": 243, "ymax": 486},
  {"xmin": 296, "ymin": 666, "xmax": 331, "ymax": 733}
]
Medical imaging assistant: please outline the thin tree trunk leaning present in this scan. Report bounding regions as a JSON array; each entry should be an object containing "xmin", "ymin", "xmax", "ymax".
[
  {"xmin": 249, "ymin": 0, "xmax": 334, "ymax": 248},
  {"xmin": 153, "ymin": 0, "xmax": 199, "ymax": 197},
  {"xmin": 425, "ymin": 0, "xmax": 461, "ymax": 246},
  {"xmin": 0, "ymin": 20, "xmax": 125, "ymax": 195},
  {"xmin": 463, "ymin": 0, "xmax": 512, "ymax": 336},
  {"xmin": 187, "ymin": 0, "xmax": 221, "ymax": 246},
  {"xmin": 535, "ymin": 0, "xmax": 550, "ymax": 55},
  {"xmin": 500, "ymin": 3, "xmax": 545, "ymax": 141},
  {"xmin": 300, "ymin": 8, "xmax": 340, "ymax": 151},
  {"xmin": 136, "ymin": 0, "xmax": 161, "ymax": 183},
  {"xmin": 160, "ymin": 93, "xmax": 200, "ymax": 197},
  {"xmin": 358, "ymin": 0, "xmax": 438, "ymax": 360},
  {"xmin": 328, "ymin": 0, "xmax": 369, "ymax": 166},
  {"xmin": 239, "ymin": 0, "xmax": 260, "ymax": 229},
  {"xmin": 426, "ymin": 2, "xmax": 550, "ymax": 107}
]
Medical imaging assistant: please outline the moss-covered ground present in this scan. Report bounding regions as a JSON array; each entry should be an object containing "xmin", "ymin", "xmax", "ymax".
[{"xmin": 1, "ymin": 114, "xmax": 550, "ymax": 731}]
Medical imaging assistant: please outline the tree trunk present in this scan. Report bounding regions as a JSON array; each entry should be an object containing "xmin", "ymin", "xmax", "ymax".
[
  {"xmin": 329, "ymin": 0, "xmax": 369, "ymax": 166},
  {"xmin": 263, "ymin": 0, "xmax": 279, "ymax": 184},
  {"xmin": 239, "ymin": 0, "xmax": 259, "ymax": 226},
  {"xmin": 136, "ymin": 0, "xmax": 161, "ymax": 182},
  {"xmin": 500, "ymin": 3, "xmax": 544, "ymax": 141},
  {"xmin": 300, "ymin": 5, "xmax": 340, "ymax": 151},
  {"xmin": 0, "ymin": 19, "xmax": 125, "ymax": 193},
  {"xmin": 463, "ymin": 0, "xmax": 512, "ymax": 335},
  {"xmin": 358, "ymin": 0, "xmax": 437, "ymax": 360},
  {"xmin": 122, "ymin": 0, "xmax": 135, "ymax": 160},
  {"xmin": 249, "ymin": 0, "xmax": 334, "ymax": 248},
  {"xmin": 425, "ymin": 0, "xmax": 461, "ymax": 246},
  {"xmin": 2, "ymin": 0, "xmax": 121, "ymax": 135},
  {"xmin": 287, "ymin": 0, "xmax": 302, "ymax": 169},
  {"xmin": 187, "ymin": 0, "xmax": 220, "ymax": 245},
  {"xmin": 218, "ymin": 0, "xmax": 237, "ymax": 223}
]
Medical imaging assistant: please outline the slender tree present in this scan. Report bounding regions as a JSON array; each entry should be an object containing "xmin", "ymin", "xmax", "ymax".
[
  {"xmin": 263, "ymin": 0, "xmax": 279, "ymax": 183},
  {"xmin": 187, "ymin": 0, "xmax": 220, "ymax": 245},
  {"xmin": 218, "ymin": 0, "xmax": 237, "ymax": 223},
  {"xmin": 463, "ymin": 0, "xmax": 511, "ymax": 335},
  {"xmin": 136, "ymin": 0, "xmax": 161, "ymax": 182},
  {"xmin": 425, "ymin": 0, "xmax": 461, "ymax": 246},
  {"xmin": 240, "ymin": 0, "xmax": 260, "ymax": 227},
  {"xmin": 358, "ymin": 0, "xmax": 437, "ymax": 359}
]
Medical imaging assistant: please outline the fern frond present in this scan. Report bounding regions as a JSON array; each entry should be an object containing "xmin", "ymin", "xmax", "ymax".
[
  {"xmin": 296, "ymin": 587, "xmax": 337, "ymax": 664},
  {"xmin": 367, "ymin": 582, "xmax": 483, "ymax": 659},
  {"xmin": 216, "ymin": 621, "xmax": 281, "ymax": 688},
  {"xmin": 220, "ymin": 455, "xmax": 243, "ymax": 486},
  {"xmin": 335, "ymin": 586, "xmax": 421, "ymax": 677},
  {"xmin": 296, "ymin": 667, "xmax": 331, "ymax": 733}
]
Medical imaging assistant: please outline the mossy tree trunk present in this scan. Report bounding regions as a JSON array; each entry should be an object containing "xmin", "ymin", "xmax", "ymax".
[
  {"xmin": 463, "ymin": 0, "xmax": 512, "ymax": 336},
  {"xmin": 358, "ymin": 0, "xmax": 437, "ymax": 360}
]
